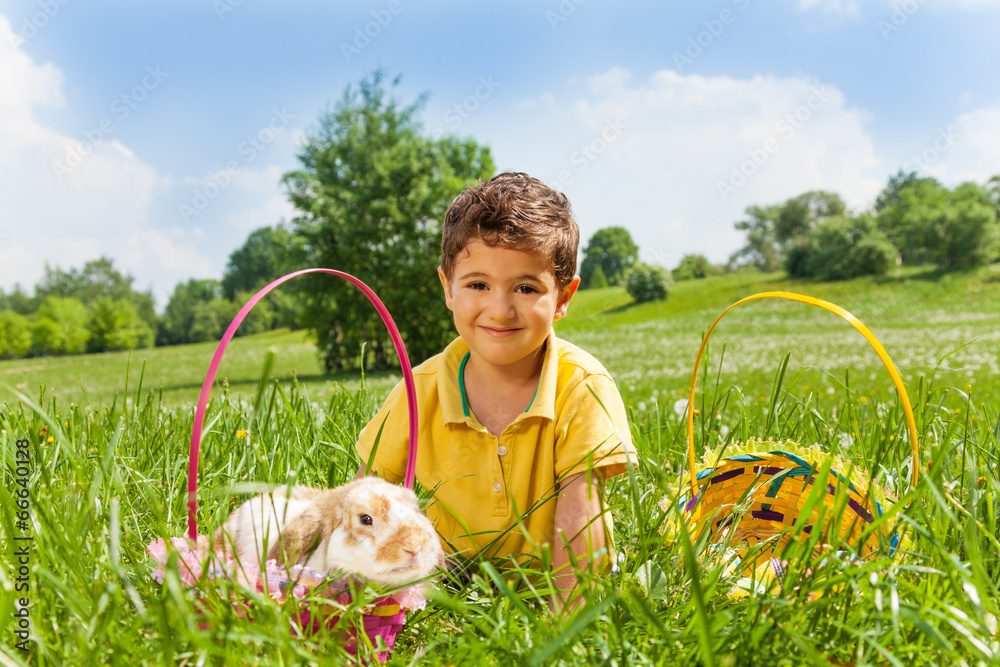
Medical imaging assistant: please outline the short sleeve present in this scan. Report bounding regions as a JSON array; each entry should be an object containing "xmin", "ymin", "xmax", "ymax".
[
  {"xmin": 553, "ymin": 373, "xmax": 636, "ymax": 480},
  {"xmin": 355, "ymin": 379, "xmax": 410, "ymax": 484}
]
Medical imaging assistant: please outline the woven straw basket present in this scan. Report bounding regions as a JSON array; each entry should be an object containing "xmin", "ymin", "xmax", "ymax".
[
  {"xmin": 677, "ymin": 292, "xmax": 919, "ymax": 583},
  {"xmin": 149, "ymin": 268, "xmax": 422, "ymax": 663}
]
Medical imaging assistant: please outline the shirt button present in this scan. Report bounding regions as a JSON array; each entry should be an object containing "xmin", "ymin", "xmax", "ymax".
[
  {"xmin": 512, "ymin": 424, "xmax": 519, "ymax": 430},
  {"xmin": 497, "ymin": 446, "xmax": 508, "ymax": 456},
  {"xmin": 492, "ymin": 482, "xmax": 502, "ymax": 493}
]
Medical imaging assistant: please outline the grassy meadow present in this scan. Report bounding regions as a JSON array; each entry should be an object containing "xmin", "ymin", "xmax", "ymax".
[{"xmin": 3, "ymin": 265, "xmax": 1000, "ymax": 665}]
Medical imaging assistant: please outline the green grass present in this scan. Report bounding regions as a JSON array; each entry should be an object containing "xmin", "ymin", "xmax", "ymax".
[{"xmin": 3, "ymin": 265, "xmax": 1000, "ymax": 664}]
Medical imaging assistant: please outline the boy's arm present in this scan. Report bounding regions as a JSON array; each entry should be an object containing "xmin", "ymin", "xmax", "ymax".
[{"xmin": 551, "ymin": 471, "xmax": 608, "ymax": 613}]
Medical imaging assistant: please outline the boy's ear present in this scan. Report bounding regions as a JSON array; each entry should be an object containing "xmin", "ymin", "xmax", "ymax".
[
  {"xmin": 437, "ymin": 266, "xmax": 454, "ymax": 311},
  {"xmin": 553, "ymin": 275, "xmax": 581, "ymax": 321}
]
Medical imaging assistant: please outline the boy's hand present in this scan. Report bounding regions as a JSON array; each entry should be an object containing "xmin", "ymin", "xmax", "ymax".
[{"xmin": 551, "ymin": 472, "xmax": 608, "ymax": 614}]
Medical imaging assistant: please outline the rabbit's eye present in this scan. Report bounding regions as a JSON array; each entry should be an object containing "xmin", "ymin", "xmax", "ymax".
[{"xmin": 359, "ymin": 514, "xmax": 373, "ymax": 526}]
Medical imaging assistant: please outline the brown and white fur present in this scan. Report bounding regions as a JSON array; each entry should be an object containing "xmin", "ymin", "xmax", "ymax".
[{"xmin": 210, "ymin": 476, "xmax": 443, "ymax": 587}]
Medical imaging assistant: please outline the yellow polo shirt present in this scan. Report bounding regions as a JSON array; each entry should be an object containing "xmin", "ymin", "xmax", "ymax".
[{"xmin": 355, "ymin": 329, "xmax": 636, "ymax": 561}]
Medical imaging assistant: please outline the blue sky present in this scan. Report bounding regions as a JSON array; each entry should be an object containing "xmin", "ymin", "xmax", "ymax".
[{"xmin": 2, "ymin": 0, "xmax": 998, "ymax": 307}]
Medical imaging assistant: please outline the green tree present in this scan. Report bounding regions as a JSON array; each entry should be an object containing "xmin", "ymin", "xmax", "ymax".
[
  {"xmin": 875, "ymin": 174, "xmax": 946, "ymax": 264},
  {"xmin": 672, "ymin": 254, "xmax": 721, "ymax": 281},
  {"xmin": 0, "ymin": 284, "xmax": 37, "ymax": 315},
  {"xmin": 31, "ymin": 317, "xmax": 64, "ymax": 357},
  {"xmin": 188, "ymin": 299, "xmax": 239, "ymax": 344},
  {"xmin": 625, "ymin": 263, "xmax": 671, "ymax": 303},
  {"xmin": 588, "ymin": 265, "xmax": 609, "ymax": 289},
  {"xmin": 874, "ymin": 170, "xmax": 925, "ymax": 213},
  {"xmin": 160, "ymin": 279, "xmax": 225, "ymax": 345},
  {"xmin": 773, "ymin": 190, "xmax": 846, "ymax": 245},
  {"xmin": 580, "ymin": 227, "xmax": 639, "ymax": 288},
  {"xmin": 940, "ymin": 183, "xmax": 1000, "ymax": 269},
  {"xmin": 877, "ymin": 178, "xmax": 1000, "ymax": 269},
  {"xmin": 35, "ymin": 257, "xmax": 156, "ymax": 331},
  {"xmin": 283, "ymin": 70, "xmax": 494, "ymax": 370},
  {"xmin": 730, "ymin": 204, "xmax": 782, "ymax": 272},
  {"xmin": 731, "ymin": 192, "xmax": 845, "ymax": 273},
  {"xmin": 31, "ymin": 296, "xmax": 90, "ymax": 355},
  {"xmin": 0, "ymin": 310, "xmax": 32, "ymax": 359},
  {"xmin": 89, "ymin": 298, "xmax": 155, "ymax": 352},
  {"xmin": 222, "ymin": 224, "xmax": 305, "ymax": 329},
  {"xmin": 787, "ymin": 215, "xmax": 897, "ymax": 281}
]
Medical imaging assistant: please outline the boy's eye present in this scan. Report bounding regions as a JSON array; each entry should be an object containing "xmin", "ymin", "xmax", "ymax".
[
  {"xmin": 515, "ymin": 285, "xmax": 538, "ymax": 294},
  {"xmin": 467, "ymin": 282, "xmax": 488, "ymax": 291}
]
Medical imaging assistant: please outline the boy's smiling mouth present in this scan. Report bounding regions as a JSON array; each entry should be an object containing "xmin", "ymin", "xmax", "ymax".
[{"xmin": 482, "ymin": 326, "xmax": 521, "ymax": 337}]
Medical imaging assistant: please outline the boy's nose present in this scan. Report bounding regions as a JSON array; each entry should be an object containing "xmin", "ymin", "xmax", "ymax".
[{"xmin": 487, "ymin": 294, "xmax": 515, "ymax": 321}]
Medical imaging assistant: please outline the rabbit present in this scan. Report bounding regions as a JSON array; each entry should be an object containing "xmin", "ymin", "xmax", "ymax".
[{"xmin": 211, "ymin": 476, "xmax": 444, "ymax": 587}]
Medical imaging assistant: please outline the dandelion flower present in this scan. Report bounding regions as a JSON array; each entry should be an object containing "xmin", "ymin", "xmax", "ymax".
[
  {"xmin": 672, "ymin": 398, "xmax": 688, "ymax": 416},
  {"xmin": 47, "ymin": 436, "xmax": 54, "ymax": 443},
  {"xmin": 237, "ymin": 430, "xmax": 248, "ymax": 439}
]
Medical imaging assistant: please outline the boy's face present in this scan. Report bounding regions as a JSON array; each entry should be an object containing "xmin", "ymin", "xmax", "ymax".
[{"xmin": 438, "ymin": 240, "xmax": 580, "ymax": 373}]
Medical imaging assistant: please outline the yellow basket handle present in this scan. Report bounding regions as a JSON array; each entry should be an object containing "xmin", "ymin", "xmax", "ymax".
[{"xmin": 686, "ymin": 291, "xmax": 919, "ymax": 494}]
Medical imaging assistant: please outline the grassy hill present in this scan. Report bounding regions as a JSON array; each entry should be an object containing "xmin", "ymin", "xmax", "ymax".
[{"xmin": 4, "ymin": 264, "xmax": 999, "ymax": 412}]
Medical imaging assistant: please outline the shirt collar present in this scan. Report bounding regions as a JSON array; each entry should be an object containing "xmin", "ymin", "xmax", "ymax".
[{"xmin": 439, "ymin": 329, "xmax": 558, "ymax": 426}]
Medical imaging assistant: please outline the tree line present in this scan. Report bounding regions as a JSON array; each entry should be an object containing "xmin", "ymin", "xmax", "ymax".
[
  {"xmin": 573, "ymin": 171, "xmax": 1000, "ymax": 304},
  {"xmin": 727, "ymin": 173, "xmax": 1000, "ymax": 279},
  {"xmin": 0, "ymin": 252, "xmax": 292, "ymax": 360}
]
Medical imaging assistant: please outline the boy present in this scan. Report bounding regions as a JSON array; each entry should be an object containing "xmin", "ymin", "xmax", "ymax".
[{"xmin": 356, "ymin": 172, "xmax": 636, "ymax": 609}]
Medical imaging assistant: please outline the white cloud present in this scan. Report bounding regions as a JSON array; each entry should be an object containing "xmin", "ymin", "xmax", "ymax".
[
  {"xmin": 921, "ymin": 103, "xmax": 1000, "ymax": 184},
  {"xmin": 507, "ymin": 67, "xmax": 882, "ymax": 268},
  {"xmin": 0, "ymin": 15, "xmax": 298, "ymax": 307},
  {"xmin": 0, "ymin": 14, "xmax": 214, "ymax": 306},
  {"xmin": 223, "ymin": 191, "xmax": 297, "ymax": 233}
]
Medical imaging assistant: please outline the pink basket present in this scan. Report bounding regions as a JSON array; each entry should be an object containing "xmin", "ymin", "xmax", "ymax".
[{"xmin": 151, "ymin": 269, "xmax": 421, "ymax": 663}]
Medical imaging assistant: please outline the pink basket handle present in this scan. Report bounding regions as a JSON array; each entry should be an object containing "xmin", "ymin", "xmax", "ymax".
[{"xmin": 186, "ymin": 268, "xmax": 419, "ymax": 539}]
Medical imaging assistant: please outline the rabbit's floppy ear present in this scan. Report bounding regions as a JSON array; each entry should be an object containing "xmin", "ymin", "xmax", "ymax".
[{"xmin": 267, "ymin": 491, "xmax": 344, "ymax": 565}]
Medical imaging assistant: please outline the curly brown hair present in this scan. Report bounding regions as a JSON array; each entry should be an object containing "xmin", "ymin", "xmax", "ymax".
[{"xmin": 441, "ymin": 172, "xmax": 579, "ymax": 289}]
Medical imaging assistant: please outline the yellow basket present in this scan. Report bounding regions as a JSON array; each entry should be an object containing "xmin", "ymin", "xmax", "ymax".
[{"xmin": 679, "ymin": 292, "xmax": 919, "ymax": 566}]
